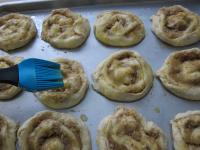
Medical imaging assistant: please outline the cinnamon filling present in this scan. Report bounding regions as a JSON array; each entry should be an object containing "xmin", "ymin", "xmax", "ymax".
[
  {"xmin": 166, "ymin": 12, "xmax": 189, "ymax": 31},
  {"xmin": 32, "ymin": 113, "xmax": 52, "ymax": 129},
  {"xmin": 114, "ymin": 110, "xmax": 142, "ymax": 141},
  {"xmin": 105, "ymin": 15, "xmax": 127, "ymax": 32},
  {"xmin": 178, "ymin": 52, "xmax": 200, "ymax": 62},
  {"xmin": 160, "ymin": 6, "xmax": 195, "ymax": 39},
  {"xmin": 108, "ymin": 57, "xmax": 141, "ymax": 86},
  {"xmin": 168, "ymin": 51, "xmax": 200, "ymax": 85},
  {"xmin": 47, "ymin": 11, "xmax": 77, "ymax": 39},
  {"xmin": 122, "ymin": 125, "xmax": 142, "ymax": 141},
  {"xmin": 0, "ymin": 84, "xmax": 12, "ymax": 91},
  {"xmin": 0, "ymin": 17, "xmax": 23, "ymax": 36},
  {"xmin": 29, "ymin": 117, "xmax": 82, "ymax": 150},
  {"xmin": 104, "ymin": 108, "xmax": 164, "ymax": 150},
  {"xmin": 108, "ymin": 134, "xmax": 127, "ymax": 150},
  {"xmin": 185, "ymin": 120, "xmax": 200, "ymax": 129},
  {"xmin": 114, "ymin": 16, "xmax": 127, "ymax": 27},
  {"xmin": 186, "ymin": 143, "xmax": 200, "ymax": 147},
  {"xmin": 0, "ymin": 59, "xmax": 14, "ymax": 68},
  {"xmin": 176, "ymin": 118, "xmax": 200, "ymax": 146},
  {"xmin": 0, "ymin": 119, "xmax": 6, "ymax": 148},
  {"xmin": 145, "ymin": 129, "xmax": 160, "ymax": 139},
  {"xmin": 29, "ymin": 131, "xmax": 69, "ymax": 150},
  {"xmin": 67, "ymin": 121, "xmax": 82, "ymax": 149},
  {"xmin": 104, "ymin": 13, "xmax": 139, "ymax": 35}
]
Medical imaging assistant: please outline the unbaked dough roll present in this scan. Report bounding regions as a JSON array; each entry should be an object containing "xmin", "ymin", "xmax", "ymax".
[
  {"xmin": 151, "ymin": 5, "xmax": 200, "ymax": 46},
  {"xmin": 92, "ymin": 50, "xmax": 153, "ymax": 101},
  {"xmin": 94, "ymin": 10, "xmax": 145, "ymax": 46},
  {"xmin": 157, "ymin": 48, "xmax": 200, "ymax": 100},
  {"xmin": 97, "ymin": 107, "xmax": 167, "ymax": 150},
  {"xmin": 0, "ymin": 113, "xmax": 18, "ymax": 150},
  {"xmin": 42, "ymin": 8, "xmax": 90, "ymax": 49},
  {"xmin": 171, "ymin": 110, "xmax": 200, "ymax": 150},
  {"xmin": 35, "ymin": 58, "xmax": 88, "ymax": 109},
  {"xmin": 0, "ymin": 13, "xmax": 36, "ymax": 51},
  {"xmin": 18, "ymin": 111, "xmax": 91, "ymax": 150},
  {"xmin": 0, "ymin": 56, "xmax": 22, "ymax": 100}
]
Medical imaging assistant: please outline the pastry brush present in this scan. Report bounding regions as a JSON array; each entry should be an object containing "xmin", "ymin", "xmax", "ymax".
[{"xmin": 0, "ymin": 58, "xmax": 64, "ymax": 91}]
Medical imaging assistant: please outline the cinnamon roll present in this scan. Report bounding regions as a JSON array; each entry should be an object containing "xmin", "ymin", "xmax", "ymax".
[
  {"xmin": 0, "ymin": 56, "xmax": 22, "ymax": 100},
  {"xmin": 157, "ymin": 48, "xmax": 200, "ymax": 100},
  {"xmin": 0, "ymin": 13, "xmax": 36, "ymax": 51},
  {"xmin": 171, "ymin": 110, "xmax": 200, "ymax": 150},
  {"xmin": 151, "ymin": 5, "xmax": 200, "ymax": 46},
  {"xmin": 18, "ymin": 111, "xmax": 91, "ymax": 150},
  {"xmin": 42, "ymin": 8, "xmax": 90, "ymax": 49},
  {"xmin": 0, "ymin": 113, "xmax": 18, "ymax": 150},
  {"xmin": 92, "ymin": 50, "xmax": 153, "ymax": 101},
  {"xmin": 35, "ymin": 58, "xmax": 88, "ymax": 109},
  {"xmin": 94, "ymin": 10, "xmax": 145, "ymax": 46},
  {"xmin": 97, "ymin": 107, "xmax": 167, "ymax": 150}
]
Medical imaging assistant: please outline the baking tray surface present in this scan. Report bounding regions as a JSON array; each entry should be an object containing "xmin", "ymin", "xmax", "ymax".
[{"xmin": 0, "ymin": 0, "xmax": 200, "ymax": 149}]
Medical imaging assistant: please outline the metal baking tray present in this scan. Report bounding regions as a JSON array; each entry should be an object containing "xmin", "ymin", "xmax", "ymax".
[{"xmin": 0, "ymin": 0, "xmax": 200, "ymax": 149}]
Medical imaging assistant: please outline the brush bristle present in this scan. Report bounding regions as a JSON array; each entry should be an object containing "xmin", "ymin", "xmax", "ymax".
[
  {"xmin": 19, "ymin": 58, "xmax": 64, "ymax": 91},
  {"xmin": 35, "ymin": 66, "xmax": 63, "ymax": 81},
  {"xmin": 35, "ymin": 65, "xmax": 64, "ymax": 90},
  {"xmin": 33, "ymin": 58, "xmax": 60, "ymax": 69},
  {"xmin": 34, "ymin": 59, "xmax": 64, "ymax": 90}
]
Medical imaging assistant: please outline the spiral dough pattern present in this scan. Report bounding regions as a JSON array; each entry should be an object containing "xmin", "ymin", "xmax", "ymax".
[
  {"xmin": 0, "ymin": 13, "xmax": 36, "ymax": 51},
  {"xmin": 35, "ymin": 58, "xmax": 88, "ymax": 109},
  {"xmin": 0, "ymin": 55, "xmax": 22, "ymax": 100},
  {"xmin": 0, "ymin": 114, "xmax": 18, "ymax": 150},
  {"xmin": 42, "ymin": 8, "xmax": 90, "ymax": 49},
  {"xmin": 92, "ymin": 50, "xmax": 153, "ymax": 101},
  {"xmin": 94, "ymin": 10, "xmax": 145, "ymax": 46},
  {"xmin": 151, "ymin": 5, "xmax": 200, "ymax": 46},
  {"xmin": 97, "ymin": 107, "xmax": 167, "ymax": 150},
  {"xmin": 171, "ymin": 110, "xmax": 200, "ymax": 150},
  {"xmin": 157, "ymin": 48, "xmax": 200, "ymax": 100},
  {"xmin": 17, "ymin": 111, "xmax": 91, "ymax": 150}
]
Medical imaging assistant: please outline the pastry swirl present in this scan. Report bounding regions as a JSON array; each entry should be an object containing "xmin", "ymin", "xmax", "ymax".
[
  {"xmin": 0, "ymin": 56, "xmax": 22, "ymax": 100},
  {"xmin": 151, "ymin": 5, "xmax": 200, "ymax": 46},
  {"xmin": 35, "ymin": 58, "xmax": 88, "ymax": 109},
  {"xmin": 17, "ymin": 111, "xmax": 91, "ymax": 150},
  {"xmin": 92, "ymin": 50, "xmax": 153, "ymax": 101},
  {"xmin": 0, "ymin": 113, "xmax": 18, "ymax": 150},
  {"xmin": 94, "ymin": 10, "xmax": 145, "ymax": 46},
  {"xmin": 171, "ymin": 110, "xmax": 200, "ymax": 150},
  {"xmin": 42, "ymin": 8, "xmax": 90, "ymax": 49},
  {"xmin": 97, "ymin": 107, "xmax": 167, "ymax": 150},
  {"xmin": 0, "ymin": 13, "xmax": 36, "ymax": 51},
  {"xmin": 157, "ymin": 48, "xmax": 200, "ymax": 100}
]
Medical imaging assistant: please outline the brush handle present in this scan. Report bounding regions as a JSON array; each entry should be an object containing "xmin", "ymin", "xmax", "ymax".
[{"xmin": 0, "ymin": 65, "xmax": 19, "ymax": 86}]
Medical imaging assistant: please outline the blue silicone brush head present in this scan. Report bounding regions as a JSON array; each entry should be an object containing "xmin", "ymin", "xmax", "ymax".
[{"xmin": 18, "ymin": 58, "xmax": 64, "ymax": 91}]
